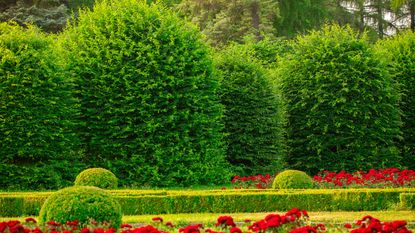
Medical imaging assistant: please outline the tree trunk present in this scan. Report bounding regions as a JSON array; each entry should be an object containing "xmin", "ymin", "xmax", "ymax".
[
  {"xmin": 410, "ymin": 0, "xmax": 415, "ymax": 31},
  {"xmin": 250, "ymin": 0, "xmax": 262, "ymax": 41},
  {"xmin": 376, "ymin": 0, "xmax": 384, "ymax": 38}
]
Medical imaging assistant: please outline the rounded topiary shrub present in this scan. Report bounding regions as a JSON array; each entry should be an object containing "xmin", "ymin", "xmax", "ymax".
[
  {"xmin": 0, "ymin": 22, "xmax": 80, "ymax": 190},
  {"xmin": 216, "ymin": 44, "xmax": 285, "ymax": 176},
  {"xmin": 279, "ymin": 24, "xmax": 401, "ymax": 174},
  {"xmin": 75, "ymin": 168, "xmax": 118, "ymax": 189},
  {"xmin": 272, "ymin": 170, "xmax": 313, "ymax": 189},
  {"xmin": 376, "ymin": 30, "xmax": 415, "ymax": 170},
  {"xmin": 60, "ymin": 0, "xmax": 230, "ymax": 187},
  {"xmin": 39, "ymin": 186, "xmax": 122, "ymax": 227}
]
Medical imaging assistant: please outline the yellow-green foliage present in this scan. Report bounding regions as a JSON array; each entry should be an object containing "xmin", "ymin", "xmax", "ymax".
[
  {"xmin": 272, "ymin": 170, "xmax": 313, "ymax": 189},
  {"xmin": 38, "ymin": 186, "xmax": 122, "ymax": 227},
  {"xmin": 75, "ymin": 168, "xmax": 118, "ymax": 189}
]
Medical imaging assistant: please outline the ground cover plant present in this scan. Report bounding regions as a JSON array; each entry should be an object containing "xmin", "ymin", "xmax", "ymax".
[{"xmin": 1, "ymin": 208, "xmax": 413, "ymax": 233}]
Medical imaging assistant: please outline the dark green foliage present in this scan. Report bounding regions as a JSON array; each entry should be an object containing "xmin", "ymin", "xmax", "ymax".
[
  {"xmin": 75, "ymin": 168, "xmax": 118, "ymax": 189},
  {"xmin": 0, "ymin": 0, "xmax": 70, "ymax": 33},
  {"xmin": 216, "ymin": 44, "xmax": 285, "ymax": 176},
  {"xmin": 38, "ymin": 186, "xmax": 122, "ymax": 227},
  {"xmin": 61, "ymin": 0, "xmax": 230, "ymax": 187},
  {"xmin": 0, "ymin": 22, "xmax": 81, "ymax": 190},
  {"xmin": 377, "ymin": 31, "xmax": 415, "ymax": 169},
  {"xmin": 272, "ymin": 170, "xmax": 313, "ymax": 189},
  {"xmin": 279, "ymin": 24, "xmax": 402, "ymax": 175}
]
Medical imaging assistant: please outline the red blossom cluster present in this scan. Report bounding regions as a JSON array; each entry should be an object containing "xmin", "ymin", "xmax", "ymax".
[
  {"xmin": 314, "ymin": 168, "xmax": 415, "ymax": 188},
  {"xmin": 248, "ymin": 208, "xmax": 310, "ymax": 232},
  {"xmin": 0, "ymin": 210, "xmax": 413, "ymax": 233},
  {"xmin": 348, "ymin": 215, "xmax": 412, "ymax": 233},
  {"xmin": 231, "ymin": 174, "xmax": 272, "ymax": 189}
]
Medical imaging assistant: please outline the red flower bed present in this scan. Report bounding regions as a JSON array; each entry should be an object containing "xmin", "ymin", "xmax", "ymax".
[
  {"xmin": 231, "ymin": 168, "xmax": 415, "ymax": 189},
  {"xmin": 314, "ymin": 168, "xmax": 415, "ymax": 188},
  {"xmin": 1, "ymin": 208, "xmax": 412, "ymax": 233},
  {"xmin": 231, "ymin": 174, "xmax": 273, "ymax": 189}
]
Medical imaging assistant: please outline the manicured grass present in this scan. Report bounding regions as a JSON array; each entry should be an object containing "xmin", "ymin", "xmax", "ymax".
[{"xmin": 2, "ymin": 211, "xmax": 414, "ymax": 226}]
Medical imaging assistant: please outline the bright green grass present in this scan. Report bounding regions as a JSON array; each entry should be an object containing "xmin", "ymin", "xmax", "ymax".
[{"xmin": 2, "ymin": 211, "xmax": 414, "ymax": 225}]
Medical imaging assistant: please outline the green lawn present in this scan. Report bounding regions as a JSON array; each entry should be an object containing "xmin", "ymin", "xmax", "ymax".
[{"xmin": 2, "ymin": 211, "xmax": 414, "ymax": 226}]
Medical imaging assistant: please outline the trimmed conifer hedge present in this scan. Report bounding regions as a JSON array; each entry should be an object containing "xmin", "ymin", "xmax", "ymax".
[
  {"xmin": 376, "ymin": 31, "xmax": 415, "ymax": 170},
  {"xmin": 0, "ymin": 22, "xmax": 81, "ymax": 190},
  {"xmin": 279, "ymin": 24, "xmax": 402, "ymax": 174},
  {"xmin": 60, "ymin": 0, "xmax": 230, "ymax": 187},
  {"xmin": 216, "ymin": 44, "xmax": 285, "ymax": 175}
]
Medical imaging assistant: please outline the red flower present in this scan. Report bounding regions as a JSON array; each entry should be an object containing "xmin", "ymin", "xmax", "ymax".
[
  {"xmin": 25, "ymin": 218, "xmax": 37, "ymax": 224},
  {"xmin": 178, "ymin": 225, "xmax": 202, "ymax": 233},
  {"xmin": 151, "ymin": 217, "xmax": 163, "ymax": 223},
  {"xmin": 121, "ymin": 224, "xmax": 133, "ymax": 229},
  {"xmin": 165, "ymin": 222, "xmax": 174, "ymax": 228},
  {"xmin": 216, "ymin": 216, "xmax": 236, "ymax": 228},
  {"xmin": 230, "ymin": 227, "xmax": 242, "ymax": 233},
  {"xmin": 81, "ymin": 228, "xmax": 91, "ymax": 233},
  {"xmin": 344, "ymin": 223, "xmax": 352, "ymax": 229}
]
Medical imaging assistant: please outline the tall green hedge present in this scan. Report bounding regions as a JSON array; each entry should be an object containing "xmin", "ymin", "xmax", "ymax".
[
  {"xmin": 216, "ymin": 44, "xmax": 285, "ymax": 175},
  {"xmin": 376, "ymin": 31, "xmax": 415, "ymax": 169},
  {"xmin": 0, "ymin": 22, "xmax": 81, "ymax": 190},
  {"xmin": 279, "ymin": 24, "xmax": 402, "ymax": 174},
  {"xmin": 60, "ymin": 0, "xmax": 230, "ymax": 187}
]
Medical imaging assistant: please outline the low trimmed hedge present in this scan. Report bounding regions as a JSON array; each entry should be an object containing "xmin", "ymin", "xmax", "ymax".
[
  {"xmin": 1, "ymin": 189, "xmax": 414, "ymax": 216},
  {"xmin": 400, "ymin": 193, "xmax": 415, "ymax": 209}
]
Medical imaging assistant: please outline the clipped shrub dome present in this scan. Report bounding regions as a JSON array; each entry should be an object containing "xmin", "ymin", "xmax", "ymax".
[
  {"xmin": 39, "ymin": 186, "xmax": 122, "ymax": 228},
  {"xmin": 272, "ymin": 170, "xmax": 313, "ymax": 189},
  {"xmin": 75, "ymin": 168, "xmax": 118, "ymax": 189},
  {"xmin": 60, "ymin": 0, "xmax": 230, "ymax": 187}
]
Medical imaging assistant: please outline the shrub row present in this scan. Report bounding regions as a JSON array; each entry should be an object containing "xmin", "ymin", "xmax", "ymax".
[{"xmin": 1, "ymin": 189, "xmax": 414, "ymax": 217}]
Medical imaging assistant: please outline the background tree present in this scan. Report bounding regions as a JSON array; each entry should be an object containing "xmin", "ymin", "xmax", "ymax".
[
  {"xmin": 391, "ymin": 0, "xmax": 415, "ymax": 30},
  {"xmin": 279, "ymin": 24, "xmax": 402, "ymax": 174},
  {"xmin": 177, "ymin": 0, "xmax": 278, "ymax": 46}
]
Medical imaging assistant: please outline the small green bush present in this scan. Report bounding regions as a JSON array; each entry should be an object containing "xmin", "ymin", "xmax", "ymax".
[
  {"xmin": 74, "ymin": 168, "xmax": 118, "ymax": 189},
  {"xmin": 272, "ymin": 170, "xmax": 313, "ymax": 189},
  {"xmin": 38, "ymin": 186, "xmax": 122, "ymax": 228}
]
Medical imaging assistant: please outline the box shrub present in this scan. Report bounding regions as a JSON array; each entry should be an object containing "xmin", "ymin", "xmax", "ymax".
[
  {"xmin": 272, "ymin": 170, "xmax": 313, "ymax": 189},
  {"xmin": 38, "ymin": 186, "xmax": 122, "ymax": 228},
  {"xmin": 75, "ymin": 168, "xmax": 118, "ymax": 189}
]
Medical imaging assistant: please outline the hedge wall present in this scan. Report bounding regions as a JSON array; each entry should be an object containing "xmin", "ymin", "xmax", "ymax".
[{"xmin": 1, "ymin": 188, "xmax": 414, "ymax": 216}]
